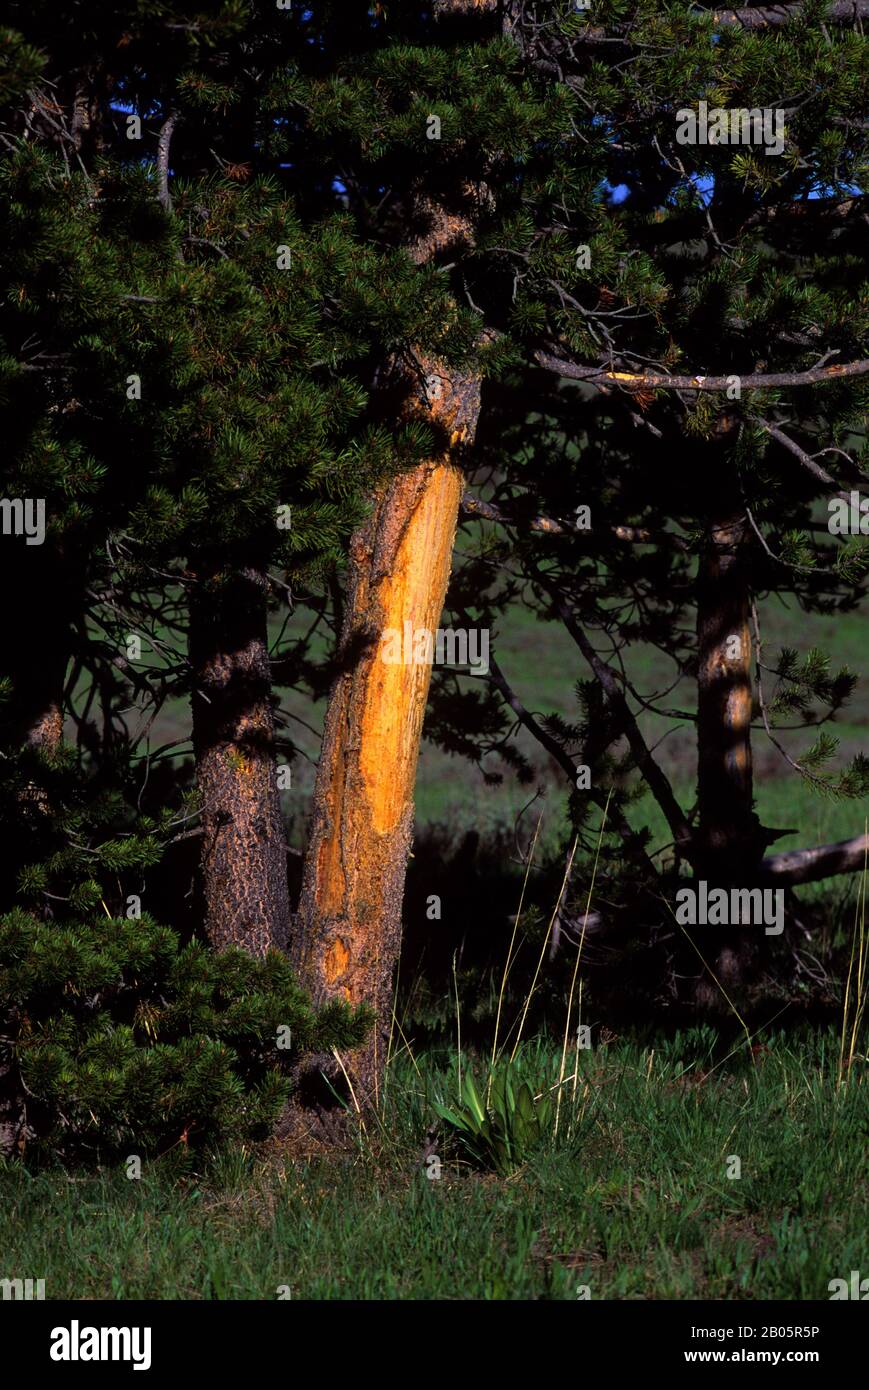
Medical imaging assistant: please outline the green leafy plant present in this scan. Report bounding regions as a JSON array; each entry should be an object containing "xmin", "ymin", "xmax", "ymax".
[{"xmin": 433, "ymin": 1059, "xmax": 552, "ymax": 1176}]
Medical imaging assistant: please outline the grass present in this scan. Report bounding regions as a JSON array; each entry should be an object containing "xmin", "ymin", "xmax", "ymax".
[{"xmin": 1, "ymin": 1030, "xmax": 865, "ymax": 1300}]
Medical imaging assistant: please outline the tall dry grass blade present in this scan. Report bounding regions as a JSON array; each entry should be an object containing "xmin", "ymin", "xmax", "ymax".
[
  {"xmin": 331, "ymin": 1046, "xmax": 367, "ymax": 1135},
  {"xmin": 509, "ymin": 836, "xmax": 579, "ymax": 1063},
  {"xmin": 452, "ymin": 949, "xmax": 463, "ymax": 1098},
  {"xmin": 666, "ymin": 903, "xmax": 752, "ymax": 1051},
  {"xmin": 490, "ymin": 811, "xmax": 544, "ymax": 1088},
  {"xmin": 383, "ymin": 925, "xmax": 405, "ymax": 1107},
  {"xmin": 388, "ymin": 1009, "xmax": 423, "ymax": 1078},
  {"xmin": 556, "ymin": 789, "xmax": 612, "ymax": 1137},
  {"xmin": 838, "ymin": 826, "xmax": 868, "ymax": 1088}
]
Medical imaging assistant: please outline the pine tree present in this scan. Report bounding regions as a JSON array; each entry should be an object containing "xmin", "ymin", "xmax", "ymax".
[
  {"xmin": 0, "ymin": 2, "xmax": 455, "ymax": 957},
  {"xmin": 0, "ymin": 2, "xmax": 456, "ymax": 1144},
  {"xmin": 2, "ymin": 0, "xmax": 867, "ymax": 1137},
  {"xmin": 274, "ymin": 0, "xmax": 867, "ymax": 1025},
  {"xmin": 427, "ymin": 0, "xmax": 869, "ymax": 1006}
]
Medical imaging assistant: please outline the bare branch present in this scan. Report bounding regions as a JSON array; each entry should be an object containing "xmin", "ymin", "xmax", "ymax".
[
  {"xmin": 156, "ymin": 110, "xmax": 179, "ymax": 212},
  {"xmin": 536, "ymin": 352, "xmax": 869, "ymax": 393},
  {"xmin": 486, "ymin": 653, "xmax": 657, "ymax": 875},
  {"xmin": 551, "ymin": 596, "xmax": 695, "ymax": 857},
  {"xmin": 760, "ymin": 832, "xmax": 869, "ymax": 885},
  {"xmin": 460, "ymin": 494, "xmax": 692, "ymax": 550},
  {"xmin": 742, "ymin": 194, "xmax": 868, "ymax": 233},
  {"xmin": 703, "ymin": 2, "xmax": 869, "ymax": 30},
  {"xmin": 750, "ymin": 600, "xmax": 833, "ymax": 788},
  {"xmin": 542, "ymin": 2, "xmax": 869, "ymax": 44},
  {"xmin": 758, "ymin": 420, "xmax": 851, "ymax": 499}
]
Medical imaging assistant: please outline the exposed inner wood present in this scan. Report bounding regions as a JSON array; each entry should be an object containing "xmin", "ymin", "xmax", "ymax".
[
  {"xmin": 290, "ymin": 0, "xmax": 496, "ymax": 1103},
  {"xmin": 292, "ymin": 359, "xmax": 478, "ymax": 1100}
]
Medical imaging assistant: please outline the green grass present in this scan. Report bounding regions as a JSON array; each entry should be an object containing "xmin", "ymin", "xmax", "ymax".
[{"xmin": 2, "ymin": 1032, "xmax": 865, "ymax": 1300}]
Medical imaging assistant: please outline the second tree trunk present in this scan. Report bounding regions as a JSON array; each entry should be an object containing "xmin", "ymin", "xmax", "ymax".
[{"xmin": 190, "ymin": 566, "xmax": 289, "ymax": 956}]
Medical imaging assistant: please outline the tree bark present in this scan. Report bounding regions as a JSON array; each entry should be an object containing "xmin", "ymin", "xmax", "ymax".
[
  {"xmin": 760, "ymin": 831, "xmax": 869, "ymax": 886},
  {"xmin": 695, "ymin": 513, "xmax": 761, "ymax": 880},
  {"xmin": 691, "ymin": 511, "xmax": 767, "ymax": 1007},
  {"xmin": 189, "ymin": 567, "xmax": 289, "ymax": 956},
  {"xmin": 291, "ymin": 364, "xmax": 480, "ymax": 1106}
]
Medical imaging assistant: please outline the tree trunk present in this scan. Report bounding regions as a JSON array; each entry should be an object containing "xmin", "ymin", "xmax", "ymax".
[
  {"xmin": 189, "ymin": 567, "xmax": 289, "ymax": 956},
  {"xmin": 287, "ymin": 0, "xmax": 498, "ymax": 1113},
  {"xmin": 692, "ymin": 511, "xmax": 765, "ymax": 1006},
  {"xmin": 695, "ymin": 513, "xmax": 760, "ymax": 878},
  {"xmin": 292, "ymin": 362, "xmax": 480, "ymax": 1106}
]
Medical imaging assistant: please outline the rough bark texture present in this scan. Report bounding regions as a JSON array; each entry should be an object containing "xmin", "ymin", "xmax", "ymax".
[
  {"xmin": 190, "ymin": 567, "xmax": 289, "ymax": 957},
  {"xmin": 692, "ymin": 513, "xmax": 766, "ymax": 1006},
  {"xmin": 695, "ymin": 514, "xmax": 760, "ymax": 879},
  {"xmin": 292, "ymin": 365, "xmax": 479, "ymax": 1107}
]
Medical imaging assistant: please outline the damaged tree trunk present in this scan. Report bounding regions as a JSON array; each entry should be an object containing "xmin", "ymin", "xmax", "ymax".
[
  {"xmin": 288, "ymin": 0, "xmax": 498, "ymax": 1112},
  {"xmin": 291, "ymin": 363, "xmax": 480, "ymax": 1107},
  {"xmin": 189, "ymin": 566, "xmax": 289, "ymax": 956}
]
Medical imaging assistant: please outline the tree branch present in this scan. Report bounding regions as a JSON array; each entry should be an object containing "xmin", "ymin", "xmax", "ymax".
[
  {"xmin": 487, "ymin": 653, "xmax": 657, "ymax": 875},
  {"xmin": 760, "ymin": 832, "xmax": 869, "ymax": 885},
  {"xmin": 757, "ymin": 420, "xmax": 852, "ymax": 499},
  {"xmin": 156, "ymin": 110, "xmax": 178, "ymax": 212},
  {"xmin": 551, "ymin": 596, "xmax": 695, "ymax": 858},
  {"xmin": 460, "ymin": 493, "xmax": 691, "ymax": 549},
  {"xmin": 543, "ymin": 1, "xmax": 869, "ymax": 44},
  {"xmin": 705, "ymin": 2, "xmax": 869, "ymax": 29},
  {"xmin": 742, "ymin": 194, "xmax": 868, "ymax": 233},
  {"xmin": 536, "ymin": 352, "xmax": 869, "ymax": 392}
]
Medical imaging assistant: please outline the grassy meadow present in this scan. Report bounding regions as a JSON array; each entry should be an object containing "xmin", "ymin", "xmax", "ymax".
[{"xmin": 1, "ymin": 1033, "xmax": 865, "ymax": 1300}]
